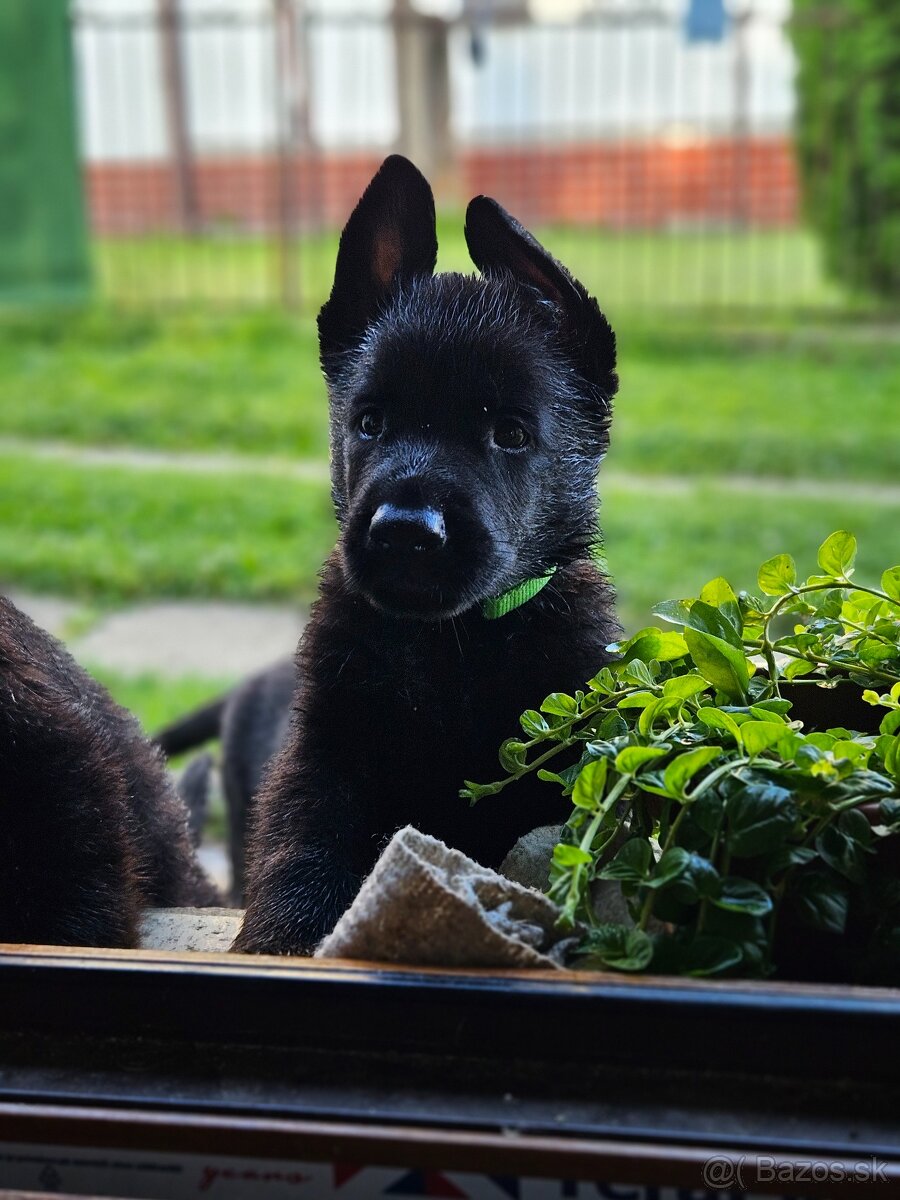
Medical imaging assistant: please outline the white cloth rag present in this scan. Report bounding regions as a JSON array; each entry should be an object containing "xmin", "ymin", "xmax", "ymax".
[{"xmin": 315, "ymin": 825, "xmax": 574, "ymax": 969}]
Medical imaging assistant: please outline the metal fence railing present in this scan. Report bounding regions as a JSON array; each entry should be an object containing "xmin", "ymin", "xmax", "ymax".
[{"xmin": 69, "ymin": 1, "xmax": 842, "ymax": 316}]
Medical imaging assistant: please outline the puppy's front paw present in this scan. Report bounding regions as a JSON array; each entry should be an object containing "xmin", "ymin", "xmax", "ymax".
[
  {"xmin": 231, "ymin": 916, "xmax": 317, "ymax": 957},
  {"xmin": 234, "ymin": 842, "xmax": 361, "ymax": 956}
]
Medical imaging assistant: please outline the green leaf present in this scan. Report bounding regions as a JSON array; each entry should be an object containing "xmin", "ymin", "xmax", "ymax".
[
  {"xmin": 858, "ymin": 639, "xmax": 896, "ymax": 668},
  {"xmin": 881, "ymin": 710, "xmax": 900, "ymax": 737},
  {"xmin": 618, "ymin": 660, "xmax": 658, "ymax": 690},
  {"xmin": 817, "ymin": 588, "xmax": 845, "ymax": 618},
  {"xmin": 498, "ymin": 739, "xmax": 527, "ymax": 773},
  {"xmin": 883, "ymin": 734, "xmax": 900, "ymax": 779},
  {"xmin": 791, "ymin": 870, "xmax": 849, "ymax": 935},
  {"xmin": 749, "ymin": 701, "xmax": 792, "ymax": 720},
  {"xmin": 741, "ymin": 720, "xmax": 790, "ymax": 758},
  {"xmin": 662, "ymin": 673, "xmax": 710, "ymax": 700},
  {"xmin": 684, "ymin": 600, "xmax": 744, "ymax": 650},
  {"xmin": 725, "ymin": 783, "xmax": 798, "ymax": 857},
  {"xmin": 572, "ymin": 759, "xmax": 608, "ymax": 810},
  {"xmin": 665, "ymin": 852, "xmax": 720, "ymax": 903},
  {"xmin": 540, "ymin": 692, "xmax": 578, "ymax": 717},
  {"xmin": 590, "ymin": 711, "xmax": 628, "ymax": 741},
  {"xmin": 651, "ymin": 598, "xmax": 693, "ymax": 627},
  {"xmin": 617, "ymin": 690, "xmax": 657, "ymax": 710},
  {"xmin": 598, "ymin": 838, "xmax": 652, "ymax": 883},
  {"xmin": 552, "ymin": 843, "xmax": 593, "ymax": 868},
  {"xmin": 711, "ymin": 878, "xmax": 773, "ymax": 917},
  {"xmin": 697, "ymin": 706, "xmax": 743, "ymax": 743},
  {"xmin": 652, "ymin": 597, "xmax": 743, "ymax": 650},
  {"xmin": 586, "ymin": 667, "xmax": 617, "ymax": 695},
  {"xmin": 882, "ymin": 566, "xmax": 900, "ymax": 602},
  {"xmin": 816, "ymin": 812, "xmax": 873, "ymax": 884},
  {"xmin": 663, "ymin": 746, "xmax": 723, "ymax": 798},
  {"xmin": 683, "ymin": 936, "xmax": 743, "ymax": 977},
  {"xmin": 519, "ymin": 709, "xmax": 550, "ymax": 737},
  {"xmin": 643, "ymin": 846, "xmax": 692, "ymax": 889},
  {"xmin": 537, "ymin": 769, "xmax": 569, "ymax": 787},
  {"xmin": 817, "ymin": 530, "xmax": 857, "ymax": 578},
  {"xmin": 576, "ymin": 924, "xmax": 653, "ymax": 972},
  {"xmin": 615, "ymin": 746, "xmax": 669, "ymax": 775},
  {"xmin": 699, "ymin": 576, "xmax": 742, "ymax": 634},
  {"xmin": 637, "ymin": 696, "xmax": 680, "ymax": 737},
  {"xmin": 784, "ymin": 658, "xmax": 816, "ymax": 680},
  {"xmin": 684, "ymin": 628, "xmax": 750, "ymax": 704},
  {"xmin": 765, "ymin": 844, "xmax": 816, "ymax": 874},
  {"xmin": 690, "ymin": 788, "xmax": 727, "ymax": 838},
  {"xmin": 461, "ymin": 781, "xmax": 487, "ymax": 806},
  {"xmin": 758, "ymin": 553, "xmax": 797, "ymax": 596},
  {"xmin": 832, "ymin": 739, "xmax": 872, "ymax": 769},
  {"xmin": 617, "ymin": 627, "xmax": 689, "ymax": 664}
]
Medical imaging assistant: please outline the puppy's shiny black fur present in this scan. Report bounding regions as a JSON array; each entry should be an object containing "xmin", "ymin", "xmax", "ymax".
[
  {"xmin": 234, "ymin": 156, "xmax": 620, "ymax": 955},
  {"xmin": 0, "ymin": 596, "xmax": 218, "ymax": 946}
]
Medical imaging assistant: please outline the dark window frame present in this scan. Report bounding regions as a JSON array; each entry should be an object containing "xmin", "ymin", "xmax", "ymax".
[{"xmin": 1, "ymin": 944, "xmax": 900, "ymax": 1196}]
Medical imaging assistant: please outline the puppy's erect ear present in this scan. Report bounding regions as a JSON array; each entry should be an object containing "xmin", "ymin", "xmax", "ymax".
[
  {"xmin": 464, "ymin": 196, "xmax": 617, "ymax": 402},
  {"xmin": 318, "ymin": 155, "xmax": 437, "ymax": 366}
]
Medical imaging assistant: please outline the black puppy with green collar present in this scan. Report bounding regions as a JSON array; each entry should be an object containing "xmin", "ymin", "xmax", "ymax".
[{"xmin": 234, "ymin": 156, "xmax": 620, "ymax": 955}]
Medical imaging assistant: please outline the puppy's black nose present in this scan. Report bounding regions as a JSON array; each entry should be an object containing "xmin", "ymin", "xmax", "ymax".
[{"xmin": 368, "ymin": 504, "xmax": 446, "ymax": 554}]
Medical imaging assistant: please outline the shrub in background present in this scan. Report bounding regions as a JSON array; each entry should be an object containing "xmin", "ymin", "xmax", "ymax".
[{"xmin": 791, "ymin": 1, "xmax": 900, "ymax": 299}]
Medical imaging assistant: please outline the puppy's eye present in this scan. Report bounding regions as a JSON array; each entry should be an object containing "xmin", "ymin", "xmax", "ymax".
[
  {"xmin": 357, "ymin": 409, "xmax": 384, "ymax": 439},
  {"xmin": 492, "ymin": 420, "xmax": 530, "ymax": 451}
]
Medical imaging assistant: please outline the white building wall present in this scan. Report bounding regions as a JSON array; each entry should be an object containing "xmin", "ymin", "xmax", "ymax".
[{"xmin": 70, "ymin": 0, "xmax": 796, "ymax": 161}]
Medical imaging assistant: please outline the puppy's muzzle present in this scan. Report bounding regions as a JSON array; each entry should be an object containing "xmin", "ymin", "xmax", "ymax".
[{"xmin": 368, "ymin": 504, "xmax": 447, "ymax": 555}]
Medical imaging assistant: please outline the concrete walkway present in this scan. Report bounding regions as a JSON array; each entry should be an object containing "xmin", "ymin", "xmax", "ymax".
[
  {"xmin": 0, "ymin": 436, "xmax": 331, "ymax": 482},
  {"xmin": 6, "ymin": 436, "xmax": 900, "ymax": 506},
  {"xmin": 10, "ymin": 590, "xmax": 305, "ymax": 678}
]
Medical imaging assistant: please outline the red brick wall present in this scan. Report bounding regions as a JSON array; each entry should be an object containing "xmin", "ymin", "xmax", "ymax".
[
  {"xmin": 85, "ymin": 151, "xmax": 386, "ymax": 235},
  {"xmin": 463, "ymin": 138, "xmax": 798, "ymax": 228},
  {"xmin": 85, "ymin": 138, "xmax": 798, "ymax": 235}
]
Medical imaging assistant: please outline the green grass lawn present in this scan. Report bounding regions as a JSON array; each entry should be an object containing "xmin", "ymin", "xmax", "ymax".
[
  {"xmin": 2, "ymin": 447, "xmax": 896, "ymax": 635},
  {"xmin": 0, "ymin": 309, "xmax": 329, "ymax": 458},
  {"xmin": 2, "ymin": 307, "xmax": 900, "ymax": 484},
  {"xmin": 92, "ymin": 223, "xmax": 846, "ymax": 314},
  {"xmin": 0, "ymin": 450, "xmax": 336, "ymax": 604},
  {"xmin": 2, "ymin": 222, "xmax": 898, "ymax": 731},
  {"xmin": 88, "ymin": 667, "xmax": 235, "ymax": 740}
]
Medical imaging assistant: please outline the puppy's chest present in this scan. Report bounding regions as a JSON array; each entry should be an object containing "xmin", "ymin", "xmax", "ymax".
[
  {"xmin": 358, "ymin": 638, "xmax": 480, "ymax": 742},
  {"xmin": 335, "ymin": 627, "xmax": 558, "ymax": 771}
]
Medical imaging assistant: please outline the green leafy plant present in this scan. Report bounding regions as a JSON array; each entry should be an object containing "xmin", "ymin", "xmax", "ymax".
[{"xmin": 463, "ymin": 532, "xmax": 900, "ymax": 981}]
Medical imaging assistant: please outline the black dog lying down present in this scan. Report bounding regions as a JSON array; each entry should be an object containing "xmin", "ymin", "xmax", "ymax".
[
  {"xmin": 0, "ymin": 596, "xmax": 218, "ymax": 947},
  {"xmin": 230, "ymin": 156, "xmax": 622, "ymax": 955}
]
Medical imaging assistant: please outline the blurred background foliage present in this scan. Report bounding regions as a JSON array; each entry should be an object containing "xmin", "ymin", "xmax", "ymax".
[{"xmin": 792, "ymin": 0, "xmax": 900, "ymax": 298}]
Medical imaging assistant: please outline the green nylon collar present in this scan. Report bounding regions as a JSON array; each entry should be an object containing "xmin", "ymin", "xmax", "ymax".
[
  {"xmin": 482, "ymin": 569, "xmax": 556, "ymax": 620},
  {"xmin": 480, "ymin": 545, "xmax": 607, "ymax": 620}
]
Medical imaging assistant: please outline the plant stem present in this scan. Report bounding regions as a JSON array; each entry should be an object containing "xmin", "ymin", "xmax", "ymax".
[
  {"xmin": 471, "ymin": 691, "xmax": 633, "ymax": 801},
  {"xmin": 638, "ymin": 803, "xmax": 689, "ymax": 932},
  {"xmin": 842, "ymin": 618, "xmax": 897, "ymax": 648},
  {"xmin": 744, "ymin": 639, "xmax": 899, "ymax": 687}
]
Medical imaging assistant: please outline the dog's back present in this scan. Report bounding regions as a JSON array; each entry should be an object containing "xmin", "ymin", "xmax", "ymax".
[{"xmin": 0, "ymin": 596, "xmax": 218, "ymax": 946}]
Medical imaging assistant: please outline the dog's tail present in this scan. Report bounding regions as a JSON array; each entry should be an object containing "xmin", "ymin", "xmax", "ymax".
[
  {"xmin": 156, "ymin": 694, "xmax": 228, "ymax": 757},
  {"xmin": 176, "ymin": 751, "xmax": 215, "ymax": 847}
]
